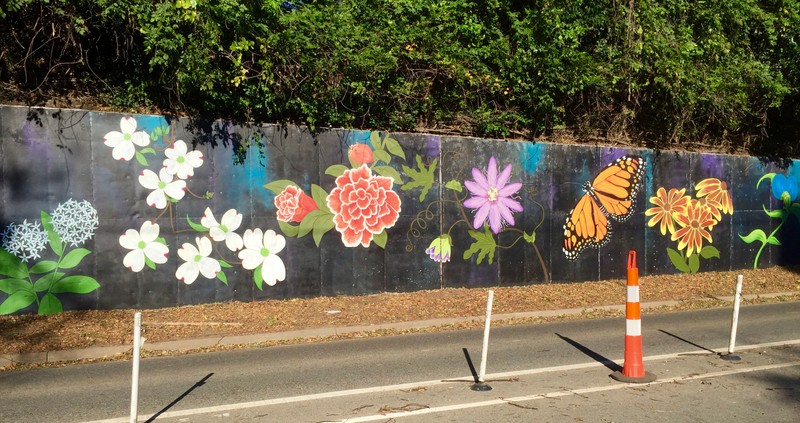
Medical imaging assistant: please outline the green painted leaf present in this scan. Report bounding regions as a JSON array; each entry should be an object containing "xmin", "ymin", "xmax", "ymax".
[
  {"xmin": 667, "ymin": 248, "xmax": 690, "ymax": 273},
  {"xmin": 312, "ymin": 214, "xmax": 335, "ymax": 247},
  {"xmin": 325, "ymin": 164, "xmax": 349, "ymax": 178},
  {"xmin": 688, "ymin": 253, "xmax": 700, "ymax": 273},
  {"xmin": 263, "ymin": 180, "xmax": 299, "ymax": 195},
  {"xmin": 278, "ymin": 220, "xmax": 300, "ymax": 237},
  {"xmin": 311, "ymin": 184, "xmax": 330, "ymax": 211},
  {"xmin": 444, "ymin": 180, "xmax": 463, "ymax": 192},
  {"xmin": 0, "ymin": 290, "xmax": 37, "ymax": 314},
  {"xmin": 41, "ymin": 211, "xmax": 63, "ymax": 256},
  {"xmin": 373, "ymin": 165, "xmax": 403, "ymax": 184},
  {"xmin": 186, "ymin": 215, "xmax": 209, "ymax": 232},
  {"xmin": 463, "ymin": 226, "xmax": 496, "ymax": 264},
  {"xmin": 50, "ymin": 275, "xmax": 100, "ymax": 294},
  {"xmin": 217, "ymin": 271, "xmax": 228, "ymax": 286},
  {"xmin": 298, "ymin": 210, "xmax": 324, "ymax": 237},
  {"xmin": 767, "ymin": 235, "xmax": 782, "ymax": 245},
  {"xmin": 60, "ymin": 248, "xmax": 91, "ymax": 269},
  {"xmin": 372, "ymin": 230, "xmax": 387, "ymax": 248},
  {"xmin": 756, "ymin": 173, "xmax": 775, "ymax": 189},
  {"xmin": 140, "ymin": 147, "xmax": 156, "ymax": 155},
  {"xmin": 369, "ymin": 131, "xmax": 383, "ymax": 151},
  {"xmin": 218, "ymin": 259, "xmax": 233, "ymax": 268},
  {"xmin": 0, "ymin": 278, "xmax": 31, "ymax": 295},
  {"xmin": 762, "ymin": 204, "xmax": 785, "ymax": 219},
  {"xmin": 254, "ymin": 265, "xmax": 264, "ymax": 291},
  {"xmin": 29, "ymin": 260, "xmax": 58, "ymax": 274},
  {"xmin": 383, "ymin": 136, "xmax": 405, "ymax": 160},
  {"xmin": 38, "ymin": 293, "xmax": 63, "ymax": 315},
  {"xmin": 0, "ymin": 249, "xmax": 27, "ymax": 279},
  {"xmin": 373, "ymin": 149, "xmax": 391, "ymax": 165},
  {"xmin": 135, "ymin": 151, "xmax": 148, "ymax": 166},
  {"xmin": 738, "ymin": 229, "xmax": 767, "ymax": 244},
  {"xmin": 156, "ymin": 237, "xmax": 167, "ymax": 245},
  {"xmin": 34, "ymin": 272, "xmax": 65, "ymax": 292},
  {"xmin": 699, "ymin": 245, "xmax": 720, "ymax": 259},
  {"xmin": 145, "ymin": 257, "xmax": 157, "ymax": 270},
  {"xmin": 401, "ymin": 156, "xmax": 437, "ymax": 202}
]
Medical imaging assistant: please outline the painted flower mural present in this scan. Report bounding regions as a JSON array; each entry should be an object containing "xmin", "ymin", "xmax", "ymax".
[
  {"xmin": 646, "ymin": 178, "xmax": 733, "ymax": 273},
  {"xmin": 102, "ymin": 117, "xmax": 151, "ymax": 161},
  {"xmin": 740, "ymin": 172, "xmax": 800, "ymax": 268},
  {"xmin": 164, "ymin": 140, "xmax": 204, "ymax": 179},
  {"xmin": 120, "ymin": 221, "xmax": 169, "ymax": 272},
  {"xmin": 176, "ymin": 237, "xmax": 221, "ymax": 285},
  {"xmin": 0, "ymin": 200, "xmax": 100, "ymax": 315},
  {"xmin": 275, "ymin": 186, "xmax": 318, "ymax": 223},
  {"xmin": 463, "ymin": 156, "xmax": 523, "ymax": 234},
  {"xmin": 101, "ymin": 117, "xmax": 286, "ymax": 291},
  {"xmin": 239, "ymin": 229, "xmax": 286, "ymax": 288},
  {"xmin": 139, "ymin": 168, "xmax": 186, "ymax": 209},
  {"xmin": 327, "ymin": 164, "xmax": 402, "ymax": 248},
  {"xmin": 201, "ymin": 208, "xmax": 244, "ymax": 252}
]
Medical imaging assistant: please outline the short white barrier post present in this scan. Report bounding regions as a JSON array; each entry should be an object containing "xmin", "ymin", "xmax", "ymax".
[
  {"xmin": 130, "ymin": 312, "xmax": 143, "ymax": 423},
  {"xmin": 722, "ymin": 275, "xmax": 743, "ymax": 361},
  {"xmin": 472, "ymin": 290, "xmax": 494, "ymax": 391}
]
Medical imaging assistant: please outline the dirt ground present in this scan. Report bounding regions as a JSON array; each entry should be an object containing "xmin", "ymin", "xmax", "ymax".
[{"xmin": 1, "ymin": 266, "xmax": 799, "ymax": 363}]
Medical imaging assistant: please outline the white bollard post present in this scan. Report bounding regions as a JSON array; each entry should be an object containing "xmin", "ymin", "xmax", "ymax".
[
  {"xmin": 722, "ymin": 275, "xmax": 743, "ymax": 361},
  {"xmin": 130, "ymin": 312, "xmax": 142, "ymax": 423},
  {"xmin": 478, "ymin": 290, "xmax": 494, "ymax": 383}
]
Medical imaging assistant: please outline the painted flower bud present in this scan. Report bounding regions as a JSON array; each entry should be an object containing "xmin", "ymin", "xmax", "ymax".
[{"xmin": 348, "ymin": 143, "xmax": 374, "ymax": 166}]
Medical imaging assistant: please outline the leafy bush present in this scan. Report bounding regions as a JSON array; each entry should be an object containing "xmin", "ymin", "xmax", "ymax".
[{"xmin": 1, "ymin": 0, "xmax": 799, "ymax": 154}]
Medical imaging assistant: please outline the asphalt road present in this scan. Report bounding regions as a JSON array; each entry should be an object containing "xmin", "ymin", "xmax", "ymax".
[{"xmin": 1, "ymin": 301, "xmax": 798, "ymax": 422}]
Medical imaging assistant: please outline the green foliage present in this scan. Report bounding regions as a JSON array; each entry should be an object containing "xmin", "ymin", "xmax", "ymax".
[
  {"xmin": 0, "ymin": 215, "xmax": 99, "ymax": 315},
  {"xmin": 3, "ymin": 1, "xmax": 800, "ymax": 151}
]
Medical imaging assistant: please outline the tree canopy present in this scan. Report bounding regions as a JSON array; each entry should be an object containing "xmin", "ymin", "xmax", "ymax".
[{"xmin": 2, "ymin": 0, "xmax": 799, "ymax": 156}]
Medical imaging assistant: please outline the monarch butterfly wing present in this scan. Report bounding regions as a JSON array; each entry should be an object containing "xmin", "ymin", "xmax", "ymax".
[
  {"xmin": 592, "ymin": 156, "xmax": 646, "ymax": 222},
  {"xmin": 563, "ymin": 194, "xmax": 611, "ymax": 261}
]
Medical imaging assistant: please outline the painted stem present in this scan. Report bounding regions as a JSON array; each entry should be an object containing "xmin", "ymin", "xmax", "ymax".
[{"xmin": 753, "ymin": 217, "xmax": 785, "ymax": 269}]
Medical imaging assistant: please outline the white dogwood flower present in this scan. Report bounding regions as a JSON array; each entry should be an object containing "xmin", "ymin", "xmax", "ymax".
[
  {"xmin": 103, "ymin": 117, "xmax": 150, "ymax": 161},
  {"xmin": 119, "ymin": 221, "xmax": 168, "ymax": 272},
  {"xmin": 163, "ymin": 140, "xmax": 204, "ymax": 179},
  {"xmin": 176, "ymin": 237, "xmax": 220, "ymax": 284},
  {"xmin": 139, "ymin": 168, "xmax": 186, "ymax": 209},
  {"xmin": 238, "ymin": 228, "xmax": 286, "ymax": 286},
  {"xmin": 201, "ymin": 208, "xmax": 243, "ymax": 251}
]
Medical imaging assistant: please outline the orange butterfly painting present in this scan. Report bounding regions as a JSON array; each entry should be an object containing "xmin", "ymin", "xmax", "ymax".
[{"xmin": 563, "ymin": 156, "xmax": 646, "ymax": 261}]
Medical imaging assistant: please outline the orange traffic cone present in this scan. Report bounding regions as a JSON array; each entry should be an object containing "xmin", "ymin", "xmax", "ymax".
[{"xmin": 611, "ymin": 251, "xmax": 657, "ymax": 383}]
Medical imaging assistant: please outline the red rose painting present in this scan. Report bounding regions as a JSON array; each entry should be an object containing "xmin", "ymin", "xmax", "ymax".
[
  {"xmin": 326, "ymin": 164, "xmax": 401, "ymax": 247},
  {"xmin": 275, "ymin": 185, "xmax": 318, "ymax": 223}
]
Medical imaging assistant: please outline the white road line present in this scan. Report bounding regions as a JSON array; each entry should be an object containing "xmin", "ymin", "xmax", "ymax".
[
  {"xmin": 342, "ymin": 361, "xmax": 800, "ymax": 422},
  {"xmin": 83, "ymin": 339, "xmax": 800, "ymax": 423}
]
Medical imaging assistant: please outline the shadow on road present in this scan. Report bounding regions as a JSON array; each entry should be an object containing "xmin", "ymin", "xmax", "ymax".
[
  {"xmin": 145, "ymin": 373, "xmax": 214, "ymax": 423},
  {"xmin": 555, "ymin": 333, "xmax": 622, "ymax": 372},
  {"xmin": 658, "ymin": 329, "xmax": 718, "ymax": 355}
]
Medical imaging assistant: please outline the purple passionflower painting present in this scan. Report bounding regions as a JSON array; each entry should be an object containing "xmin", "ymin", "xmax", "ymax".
[{"xmin": 463, "ymin": 156, "xmax": 523, "ymax": 234}]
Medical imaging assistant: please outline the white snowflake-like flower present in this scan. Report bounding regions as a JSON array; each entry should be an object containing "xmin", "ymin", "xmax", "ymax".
[
  {"xmin": 139, "ymin": 168, "xmax": 186, "ymax": 209},
  {"xmin": 163, "ymin": 140, "xmax": 204, "ymax": 179},
  {"xmin": 238, "ymin": 229, "xmax": 286, "ymax": 286},
  {"xmin": 103, "ymin": 117, "xmax": 151, "ymax": 161},
  {"xmin": 50, "ymin": 199, "xmax": 99, "ymax": 247},
  {"xmin": 176, "ymin": 237, "xmax": 221, "ymax": 284},
  {"xmin": 201, "ymin": 207, "xmax": 243, "ymax": 251},
  {"xmin": 1, "ymin": 220, "xmax": 48, "ymax": 262},
  {"xmin": 119, "ymin": 221, "xmax": 168, "ymax": 272}
]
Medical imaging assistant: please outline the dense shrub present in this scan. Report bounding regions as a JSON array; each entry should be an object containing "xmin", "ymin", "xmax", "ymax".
[{"xmin": 1, "ymin": 0, "xmax": 799, "ymax": 154}]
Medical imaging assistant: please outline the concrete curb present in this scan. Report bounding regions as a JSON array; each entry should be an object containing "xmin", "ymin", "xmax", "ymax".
[{"xmin": 3, "ymin": 291, "xmax": 797, "ymax": 367}]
